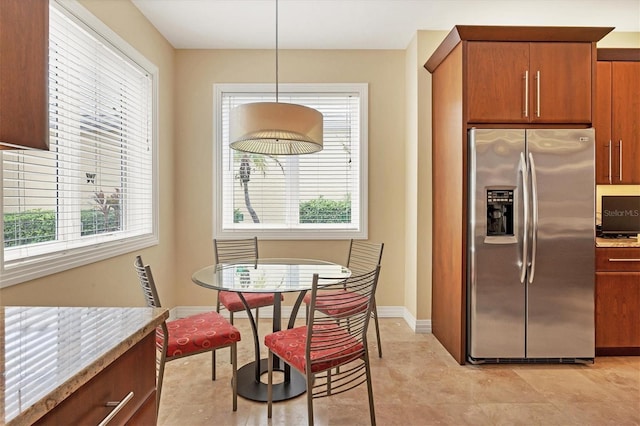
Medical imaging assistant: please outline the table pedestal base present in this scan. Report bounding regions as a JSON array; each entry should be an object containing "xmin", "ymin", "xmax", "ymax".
[{"xmin": 236, "ymin": 358, "xmax": 306, "ymax": 402}]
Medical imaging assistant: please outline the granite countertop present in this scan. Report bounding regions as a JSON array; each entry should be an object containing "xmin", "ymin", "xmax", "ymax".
[
  {"xmin": 596, "ymin": 236, "xmax": 640, "ymax": 248},
  {"xmin": 0, "ymin": 306, "xmax": 168, "ymax": 426}
]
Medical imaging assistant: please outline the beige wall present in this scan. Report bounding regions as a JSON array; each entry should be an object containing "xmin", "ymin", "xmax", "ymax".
[
  {"xmin": 402, "ymin": 30, "xmax": 449, "ymax": 322},
  {"xmin": 598, "ymin": 32, "xmax": 640, "ymax": 47},
  {"xmin": 1, "ymin": 0, "xmax": 638, "ymax": 325},
  {"xmin": 0, "ymin": 0, "xmax": 178, "ymax": 308}
]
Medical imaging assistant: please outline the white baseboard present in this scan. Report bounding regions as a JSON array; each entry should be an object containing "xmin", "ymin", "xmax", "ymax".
[{"xmin": 174, "ymin": 305, "xmax": 432, "ymax": 334}]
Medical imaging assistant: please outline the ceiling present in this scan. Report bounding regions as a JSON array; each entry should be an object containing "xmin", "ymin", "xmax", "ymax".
[{"xmin": 130, "ymin": 0, "xmax": 640, "ymax": 50}]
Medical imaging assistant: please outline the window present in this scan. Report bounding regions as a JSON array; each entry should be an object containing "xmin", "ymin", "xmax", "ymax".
[
  {"xmin": 214, "ymin": 83, "xmax": 368, "ymax": 240},
  {"xmin": 0, "ymin": 0, "xmax": 158, "ymax": 287}
]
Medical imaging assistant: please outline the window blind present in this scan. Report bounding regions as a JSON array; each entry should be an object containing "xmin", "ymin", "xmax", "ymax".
[
  {"xmin": 0, "ymin": 1, "xmax": 157, "ymax": 286},
  {"xmin": 215, "ymin": 84, "xmax": 367, "ymax": 239}
]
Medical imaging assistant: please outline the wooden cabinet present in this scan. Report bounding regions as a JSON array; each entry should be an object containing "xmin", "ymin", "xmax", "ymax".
[
  {"xmin": 0, "ymin": 0, "xmax": 49, "ymax": 150},
  {"xmin": 595, "ymin": 247, "xmax": 640, "ymax": 356},
  {"xmin": 595, "ymin": 49, "xmax": 640, "ymax": 184},
  {"xmin": 467, "ymin": 42, "xmax": 592, "ymax": 124},
  {"xmin": 34, "ymin": 333, "xmax": 157, "ymax": 425},
  {"xmin": 424, "ymin": 25, "xmax": 613, "ymax": 364}
]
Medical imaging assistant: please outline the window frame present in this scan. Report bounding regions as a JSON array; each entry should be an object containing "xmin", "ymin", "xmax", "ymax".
[
  {"xmin": 213, "ymin": 83, "xmax": 368, "ymax": 240},
  {"xmin": 0, "ymin": 0, "xmax": 159, "ymax": 288}
]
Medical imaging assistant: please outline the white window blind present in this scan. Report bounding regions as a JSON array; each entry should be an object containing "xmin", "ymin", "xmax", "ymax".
[
  {"xmin": 214, "ymin": 83, "xmax": 368, "ymax": 240},
  {"xmin": 0, "ymin": 1, "xmax": 158, "ymax": 287}
]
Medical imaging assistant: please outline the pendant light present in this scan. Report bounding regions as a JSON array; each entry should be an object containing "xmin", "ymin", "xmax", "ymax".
[{"xmin": 229, "ymin": 0, "xmax": 323, "ymax": 155}]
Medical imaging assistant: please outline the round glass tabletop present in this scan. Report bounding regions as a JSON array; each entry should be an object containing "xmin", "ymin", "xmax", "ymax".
[{"xmin": 191, "ymin": 258, "xmax": 351, "ymax": 293}]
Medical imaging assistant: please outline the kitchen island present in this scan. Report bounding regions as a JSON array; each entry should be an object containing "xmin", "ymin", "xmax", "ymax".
[{"xmin": 0, "ymin": 306, "xmax": 168, "ymax": 425}]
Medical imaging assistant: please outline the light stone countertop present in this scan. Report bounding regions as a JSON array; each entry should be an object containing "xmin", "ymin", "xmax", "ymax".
[
  {"xmin": 596, "ymin": 236, "xmax": 640, "ymax": 248},
  {"xmin": 0, "ymin": 306, "xmax": 168, "ymax": 426}
]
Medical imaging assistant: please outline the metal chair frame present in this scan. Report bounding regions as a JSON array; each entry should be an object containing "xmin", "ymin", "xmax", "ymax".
[
  {"xmin": 134, "ymin": 256, "xmax": 238, "ymax": 412},
  {"xmin": 267, "ymin": 267, "xmax": 381, "ymax": 426},
  {"xmin": 214, "ymin": 236, "xmax": 270, "ymax": 324},
  {"xmin": 305, "ymin": 239, "xmax": 385, "ymax": 357}
]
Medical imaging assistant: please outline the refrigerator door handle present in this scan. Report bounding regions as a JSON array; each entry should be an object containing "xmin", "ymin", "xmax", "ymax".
[
  {"xmin": 528, "ymin": 152, "xmax": 539, "ymax": 284},
  {"xmin": 519, "ymin": 152, "xmax": 529, "ymax": 284}
]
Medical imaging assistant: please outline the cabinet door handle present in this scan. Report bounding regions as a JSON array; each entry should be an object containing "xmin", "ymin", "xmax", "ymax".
[
  {"xmin": 619, "ymin": 140, "xmax": 623, "ymax": 182},
  {"xmin": 607, "ymin": 140, "xmax": 612, "ymax": 184},
  {"xmin": 523, "ymin": 70, "xmax": 529, "ymax": 118},
  {"xmin": 535, "ymin": 70, "xmax": 541, "ymax": 118},
  {"xmin": 608, "ymin": 258, "xmax": 640, "ymax": 262},
  {"xmin": 98, "ymin": 391, "xmax": 134, "ymax": 426}
]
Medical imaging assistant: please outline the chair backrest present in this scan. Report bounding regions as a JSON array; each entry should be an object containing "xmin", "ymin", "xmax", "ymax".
[
  {"xmin": 306, "ymin": 266, "xmax": 381, "ymax": 373},
  {"xmin": 214, "ymin": 237, "xmax": 258, "ymax": 265},
  {"xmin": 134, "ymin": 255, "xmax": 162, "ymax": 308},
  {"xmin": 347, "ymin": 240, "xmax": 384, "ymax": 275}
]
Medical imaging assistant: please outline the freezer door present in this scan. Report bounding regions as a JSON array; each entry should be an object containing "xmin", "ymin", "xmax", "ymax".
[
  {"xmin": 526, "ymin": 129, "xmax": 595, "ymax": 359},
  {"xmin": 468, "ymin": 129, "xmax": 526, "ymax": 359}
]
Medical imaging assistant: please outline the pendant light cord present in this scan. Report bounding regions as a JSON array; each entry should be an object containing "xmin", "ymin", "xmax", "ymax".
[{"xmin": 275, "ymin": 0, "xmax": 279, "ymax": 103}]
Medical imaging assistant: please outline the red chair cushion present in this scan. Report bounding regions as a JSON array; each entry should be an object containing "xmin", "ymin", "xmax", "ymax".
[
  {"xmin": 304, "ymin": 290, "xmax": 368, "ymax": 318},
  {"xmin": 158, "ymin": 311, "xmax": 241, "ymax": 358},
  {"xmin": 219, "ymin": 291, "xmax": 281, "ymax": 312},
  {"xmin": 264, "ymin": 324, "xmax": 363, "ymax": 374}
]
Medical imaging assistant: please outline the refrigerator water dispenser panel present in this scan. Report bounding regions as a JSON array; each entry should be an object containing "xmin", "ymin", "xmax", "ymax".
[{"xmin": 486, "ymin": 188, "xmax": 514, "ymax": 237}]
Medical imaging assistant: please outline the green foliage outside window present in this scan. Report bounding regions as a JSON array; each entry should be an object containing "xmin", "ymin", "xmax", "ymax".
[
  {"xmin": 3, "ymin": 209, "xmax": 121, "ymax": 248},
  {"xmin": 299, "ymin": 197, "xmax": 351, "ymax": 224},
  {"xmin": 3, "ymin": 210, "xmax": 56, "ymax": 247}
]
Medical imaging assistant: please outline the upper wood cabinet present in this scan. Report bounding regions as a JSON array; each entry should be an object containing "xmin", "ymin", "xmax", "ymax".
[
  {"xmin": 0, "ymin": 0, "xmax": 49, "ymax": 150},
  {"xmin": 467, "ymin": 42, "xmax": 592, "ymax": 124},
  {"xmin": 595, "ymin": 49, "xmax": 640, "ymax": 185}
]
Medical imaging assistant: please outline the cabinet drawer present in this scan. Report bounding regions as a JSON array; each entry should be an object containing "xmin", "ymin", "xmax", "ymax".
[
  {"xmin": 34, "ymin": 332, "xmax": 156, "ymax": 425},
  {"xmin": 596, "ymin": 247, "xmax": 640, "ymax": 271}
]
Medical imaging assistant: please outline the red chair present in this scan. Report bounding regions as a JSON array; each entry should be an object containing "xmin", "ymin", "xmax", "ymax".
[
  {"xmin": 265, "ymin": 267, "xmax": 381, "ymax": 426},
  {"xmin": 134, "ymin": 255, "xmax": 241, "ymax": 412},
  {"xmin": 214, "ymin": 237, "xmax": 282, "ymax": 324},
  {"xmin": 304, "ymin": 240, "xmax": 384, "ymax": 357}
]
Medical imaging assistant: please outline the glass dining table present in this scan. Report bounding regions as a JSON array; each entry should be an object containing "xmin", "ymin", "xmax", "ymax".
[{"xmin": 191, "ymin": 258, "xmax": 351, "ymax": 402}]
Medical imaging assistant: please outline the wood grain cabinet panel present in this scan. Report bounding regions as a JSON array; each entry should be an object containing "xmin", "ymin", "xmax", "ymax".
[
  {"xmin": 611, "ymin": 62, "xmax": 640, "ymax": 184},
  {"xmin": 595, "ymin": 61, "xmax": 613, "ymax": 184},
  {"xmin": 467, "ymin": 42, "xmax": 592, "ymax": 124},
  {"xmin": 595, "ymin": 54, "xmax": 640, "ymax": 184},
  {"xmin": 34, "ymin": 333, "xmax": 157, "ymax": 425},
  {"xmin": 0, "ymin": 0, "xmax": 49, "ymax": 150},
  {"xmin": 595, "ymin": 247, "xmax": 640, "ymax": 355}
]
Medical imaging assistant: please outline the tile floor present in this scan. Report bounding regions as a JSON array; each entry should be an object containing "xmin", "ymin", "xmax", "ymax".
[{"xmin": 157, "ymin": 318, "xmax": 640, "ymax": 425}]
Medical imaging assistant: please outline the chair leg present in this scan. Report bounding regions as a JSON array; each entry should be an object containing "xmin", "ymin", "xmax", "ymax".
[
  {"xmin": 267, "ymin": 351, "xmax": 273, "ymax": 419},
  {"xmin": 372, "ymin": 299, "xmax": 382, "ymax": 358},
  {"xmin": 306, "ymin": 368, "xmax": 315, "ymax": 426},
  {"xmin": 255, "ymin": 307, "xmax": 259, "ymax": 324},
  {"xmin": 231, "ymin": 343, "xmax": 238, "ymax": 412},
  {"xmin": 156, "ymin": 351, "xmax": 166, "ymax": 415},
  {"xmin": 229, "ymin": 311, "xmax": 234, "ymax": 364},
  {"xmin": 212, "ymin": 349, "xmax": 217, "ymax": 381},
  {"xmin": 364, "ymin": 352, "xmax": 376, "ymax": 426}
]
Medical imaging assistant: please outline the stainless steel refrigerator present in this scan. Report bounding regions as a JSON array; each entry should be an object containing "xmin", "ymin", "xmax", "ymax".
[{"xmin": 468, "ymin": 128, "xmax": 595, "ymax": 363}]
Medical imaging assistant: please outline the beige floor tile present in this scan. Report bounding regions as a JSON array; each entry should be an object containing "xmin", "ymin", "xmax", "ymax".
[{"xmin": 157, "ymin": 318, "xmax": 640, "ymax": 426}]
